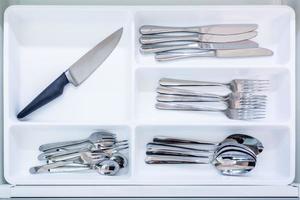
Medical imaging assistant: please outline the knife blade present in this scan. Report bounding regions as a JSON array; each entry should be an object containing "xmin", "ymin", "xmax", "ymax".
[
  {"xmin": 139, "ymin": 31, "xmax": 257, "ymax": 44},
  {"xmin": 140, "ymin": 24, "xmax": 258, "ymax": 35},
  {"xmin": 17, "ymin": 28, "xmax": 123, "ymax": 119},
  {"xmin": 155, "ymin": 48, "xmax": 273, "ymax": 61},
  {"xmin": 140, "ymin": 40, "xmax": 259, "ymax": 53}
]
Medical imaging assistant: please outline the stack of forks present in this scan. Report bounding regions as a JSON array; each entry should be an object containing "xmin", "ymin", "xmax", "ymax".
[
  {"xmin": 30, "ymin": 132, "xmax": 129, "ymax": 176},
  {"xmin": 155, "ymin": 78, "xmax": 269, "ymax": 120},
  {"xmin": 139, "ymin": 24, "xmax": 273, "ymax": 61}
]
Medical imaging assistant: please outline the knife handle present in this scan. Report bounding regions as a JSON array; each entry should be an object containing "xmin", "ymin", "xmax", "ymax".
[
  {"xmin": 155, "ymin": 51, "xmax": 215, "ymax": 61},
  {"xmin": 139, "ymin": 35, "xmax": 199, "ymax": 45},
  {"xmin": 140, "ymin": 43, "xmax": 200, "ymax": 53},
  {"xmin": 17, "ymin": 73, "xmax": 70, "ymax": 119},
  {"xmin": 139, "ymin": 25, "xmax": 199, "ymax": 35}
]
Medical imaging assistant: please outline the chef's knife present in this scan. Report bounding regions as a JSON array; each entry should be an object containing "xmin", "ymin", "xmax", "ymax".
[
  {"xmin": 140, "ymin": 24, "xmax": 258, "ymax": 35},
  {"xmin": 140, "ymin": 40, "xmax": 258, "ymax": 53},
  {"xmin": 17, "ymin": 28, "xmax": 123, "ymax": 119},
  {"xmin": 155, "ymin": 48, "xmax": 273, "ymax": 61},
  {"xmin": 139, "ymin": 31, "xmax": 257, "ymax": 44}
]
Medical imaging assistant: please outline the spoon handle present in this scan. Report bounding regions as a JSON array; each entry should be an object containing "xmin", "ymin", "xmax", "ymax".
[
  {"xmin": 145, "ymin": 155, "xmax": 210, "ymax": 164},
  {"xmin": 146, "ymin": 149, "xmax": 211, "ymax": 158},
  {"xmin": 153, "ymin": 136, "xmax": 217, "ymax": 146}
]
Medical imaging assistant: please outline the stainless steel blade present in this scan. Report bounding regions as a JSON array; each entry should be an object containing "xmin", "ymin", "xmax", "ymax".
[
  {"xmin": 203, "ymin": 40, "xmax": 258, "ymax": 49},
  {"xmin": 199, "ymin": 24, "xmax": 258, "ymax": 35},
  {"xmin": 216, "ymin": 48, "xmax": 274, "ymax": 57},
  {"xmin": 66, "ymin": 28, "xmax": 123, "ymax": 86},
  {"xmin": 199, "ymin": 31, "xmax": 257, "ymax": 43}
]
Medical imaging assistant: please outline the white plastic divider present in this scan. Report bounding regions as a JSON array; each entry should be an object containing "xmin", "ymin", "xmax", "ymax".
[{"xmin": 3, "ymin": 6, "xmax": 295, "ymax": 185}]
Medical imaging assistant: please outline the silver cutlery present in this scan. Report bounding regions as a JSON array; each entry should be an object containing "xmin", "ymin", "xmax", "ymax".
[
  {"xmin": 156, "ymin": 102, "xmax": 265, "ymax": 120},
  {"xmin": 153, "ymin": 134, "xmax": 263, "ymax": 155},
  {"xmin": 39, "ymin": 132, "xmax": 116, "ymax": 152},
  {"xmin": 31, "ymin": 160, "xmax": 121, "ymax": 176},
  {"xmin": 147, "ymin": 140, "xmax": 257, "ymax": 159},
  {"xmin": 140, "ymin": 31, "xmax": 257, "ymax": 44},
  {"xmin": 31, "ymin": 131, "xmax": 128, "ymax": 176},
  {"xmin": 145, "ymin": 151, "xmax": 256, "ymax": 176},
  {"xmin": 40, "ymin": 142, "xmax": 129, "ymax": 161},
  {"xmin": 159, "ymin": 78, "xmax": 270, "ymax": 93},
  {"xmin": 155, "ymin": 48, "xmax": 273, "ymax": 61},
  {"xmin": 140, "ymin": 40, "xmax": 259, "ymax": 53},
  {"xmin": 145, "ymin": 134, "xmax": 262, "ymax": 175},
  {"xmin": 139, "ymin": 24, "xmax": 258, "ymax": 35},
  {"xmin": 156, "ymin": 91, "xmax": 266, "ymax": 110}
]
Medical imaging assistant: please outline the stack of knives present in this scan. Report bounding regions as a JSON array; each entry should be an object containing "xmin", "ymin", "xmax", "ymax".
[{"xmin": 139, "ymin": 24, "xmax": 273, "ymax": 61}]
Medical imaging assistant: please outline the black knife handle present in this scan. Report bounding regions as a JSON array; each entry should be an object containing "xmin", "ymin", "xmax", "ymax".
[{"xmin": 17, "ymin": 73, "xmax": 70, "ymax": 119}]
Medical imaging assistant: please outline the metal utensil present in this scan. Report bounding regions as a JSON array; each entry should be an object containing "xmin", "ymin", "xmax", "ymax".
[
  {"xmin": 147, "ymin": 140, "xmax": 257, "ymax": 158},
  {"xmin": 97, "ymin": 160, "xmax": 121, "ymax": 176},
  {"xmin": 155, "ymin": 48, "xmax": 273, "ymax": 61},
  {"xmin": 48, "ymin": 151, "xmax": 109, "ymax": 164},
  {"xmin": 17, "ymin": 28, "xmax": 123, "ymax": 119},
  {"xmin": 156, "ymin": 87, "xmax": 267, "ymax": 110},
  {"xmin": 140, "ymin": 40, "xmax": 259, "ymax": 53},
  {"xmin": 39, "ymin": 132, "xmax": 116, "ymax": 152},
  {"xmin": 41, "ymin": 142, "xmax": 129, "ymax": 162},
  {"xmin": 159, "ymin": 78, "xmax": 270, "ymax": 93},
  {"xmin": 139, "ymin": 24, "xmax": 258, "ymax": 35},
  {"xmin": 153, "ymin": 134, "xmax": 263, "ymax": 155},
  {"xmin": 110, "ymin": 153, "xmax": 128, "ymax": 168},
  {"xmin": 140, "ymin": 31, "xmax": 257, "ymax": 44},
  {"xmin": 156, "ymin": 102, "xmax": 265, "ymax": 120},
  {"xmin": 145, "ymin": 151, "xmax": 256, "ymax": 175}
]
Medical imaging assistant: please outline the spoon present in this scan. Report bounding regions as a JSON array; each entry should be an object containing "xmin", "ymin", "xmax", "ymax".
[
  {"xmin": 212, "ymin": 150, "xmax": 256, "ymax": 175},
  {"xmin": 96, "ymin": 160, "xmax": 120, "ymax": 175},
  {"xmin": 153, "ymin": 134, "xmax": 263, "ymax": 155},
  {"xmin": 110, "ymin": 153, "xmax": 128, "ymax": 168},
  {"xmin": 145, "ymin": 150, "xmax": 256, "ymax": 175},
  {"xmin": 39, "ymin": 132, "xmax": 116, "ymax": 152},
  {"xmin": 146, "ymin": 140, "xmax": 256, "ymax": 159}
]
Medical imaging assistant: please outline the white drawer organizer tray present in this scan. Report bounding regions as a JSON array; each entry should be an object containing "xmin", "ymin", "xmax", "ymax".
[{"xmin": 3, "ymin": 5, "xmax": 295, "ymax": 185}]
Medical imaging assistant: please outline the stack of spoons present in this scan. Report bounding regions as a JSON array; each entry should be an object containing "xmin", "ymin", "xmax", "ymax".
[
  {"xmin": 30, "ymin": 132, "xmax": 129, "ymax": 176},
  {"xmin": 145, "ymin": 134, "xmax": 263, "ymax": 176},
  {"xmin": 139, "ymin": 24, "xmax": 273, "ymax": 61}
]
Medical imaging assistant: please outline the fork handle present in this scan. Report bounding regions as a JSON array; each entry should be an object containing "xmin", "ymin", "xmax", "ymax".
[
  {"xmin": 159, "ymin": 78, "xmax": 224, "ymax": 87},
  {"xmin": 157, "ymin": 94, "xmax": 225, "ymax": 103},
  {"xmin": 157, "ymin": 86, "xmax": 223, "ymax": 100},
  {"xmin": 156, "ymin": 102, "xmax": 223, "ymax": 112},
  {"xmin": 39, "ymin": 139, "xmax": 88, "ymax": 152}
]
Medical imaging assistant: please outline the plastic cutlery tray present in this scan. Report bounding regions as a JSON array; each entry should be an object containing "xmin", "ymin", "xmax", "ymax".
[{"xmin": 3, "ymin": 5, "xmax": 295, "ymax": 185}]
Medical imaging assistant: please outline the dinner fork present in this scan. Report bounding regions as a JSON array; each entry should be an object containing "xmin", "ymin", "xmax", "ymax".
[
  {"xmin": 156, "ymin": 102, "xmax": 266, "ymax": 120},
  {"xmin": 159, "ymin": 78, "xmax": 270, "ymax": 93},
  {"xmin": 157, "ymin": 86, "xmax": 267, "ymax": 109}
]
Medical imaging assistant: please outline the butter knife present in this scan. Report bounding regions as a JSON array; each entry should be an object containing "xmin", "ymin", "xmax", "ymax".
[
  {"xmin": 140, "ymin": 24, "xmax": 258, "ymax": 35},
  {"xmin": 140, "ymin": 31, "xmax": 257, "ymax": 44},
  {"xmin": 155, "ymin": 48, "xmax": 273, "ymax": 61},
  {"xmin": 140, "ymin": 40, "xmax": 258, "ymax": 53},
  {"xmin": 17, "ymin": 28, "xmax": 123, "ymax": 119}
]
